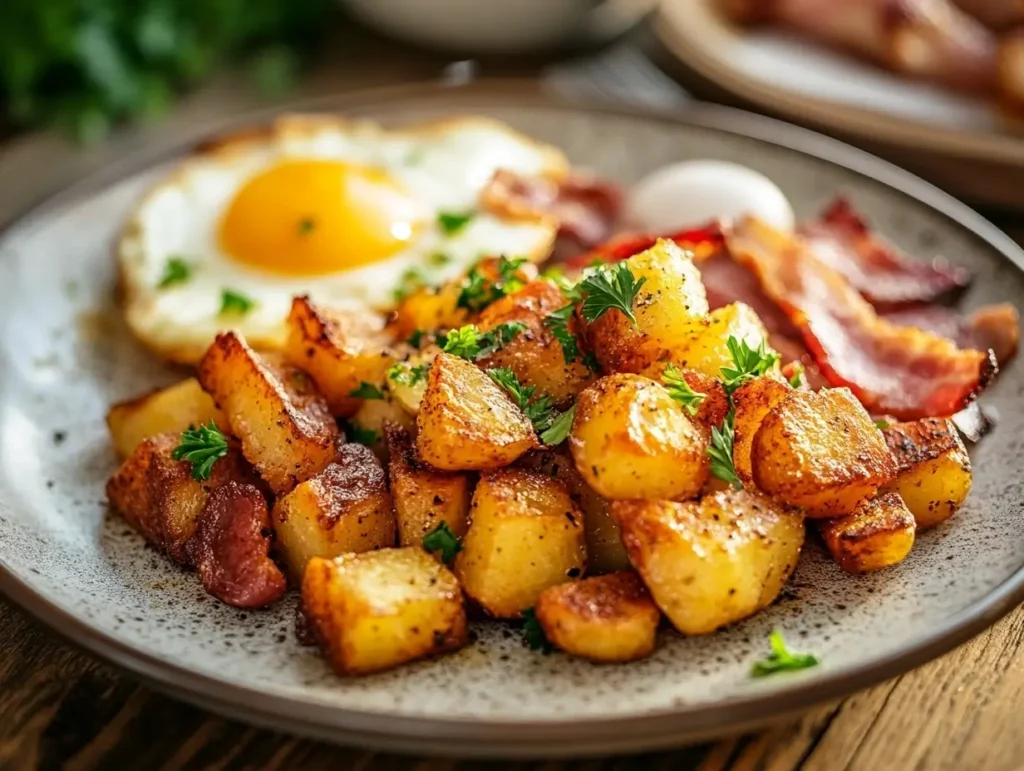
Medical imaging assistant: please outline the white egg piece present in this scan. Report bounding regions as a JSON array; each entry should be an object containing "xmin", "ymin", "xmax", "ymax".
[{"xmin": 626, "ymin": 160, "xmax": 795, "ymax": 234}]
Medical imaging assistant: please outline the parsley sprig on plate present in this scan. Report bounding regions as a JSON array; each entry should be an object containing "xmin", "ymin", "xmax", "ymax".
[
  {"xmin": 708, "ymin": 412, "xmax": 741, "ymax": 490},
  {"xmin": 441, "ymin": 322, "xmax": 526, "ymax": 361},
  {"xmin": 422, "ymin": 522, "xmax": 462, "ymax": 565},
  {"xmin": 388, "ymin": 362, "xmax": 430, "ymax": 386},
  {"xmin": 578, "ymin": 262, "xmax": 646, "ymax": 326},
  {"xmin": 487, "ymin": 367, "xmax": 575, "ymax": 444},
  {"xmin": 172, "ymin": 421, "xmax": 228, "ymax": 481},
  {"xmin": 662, "ymin": 364, "xmax": 707, "ymax": 416},
  {"xmin": 750, "ymin": 630, "xmax": 819, "ymax": 677},
  {"xmin": 457, "ymin": 256, "xmax": 527, "ymax": 312},
  {"xmin": 349, "ymin": 382, "xmax": 385, "ymax": 400},
  {"xmin": 521, "ymin": 607, "xmax": 553, "ymax": 653}
]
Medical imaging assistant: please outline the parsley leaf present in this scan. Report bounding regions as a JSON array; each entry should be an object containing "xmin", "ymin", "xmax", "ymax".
[
  {"xmin": 708, "ymin": 411, "xmax": 742, "ymax": 490},
  {"xmin": 341, "ymin": 420, "xmax": 378, "ymax": 447},
  {"xmin": 349, "ymin": 382, "xmax": 385, "ymax": 400},
  {"xmin": 387, "ymin": 362, "xmax": 430, "ymax": 386},
  {"xmin": 406, "ymin": 329, "xmax": 425, "ymax": 348},
  {"xmin": 582, "ymin": 351, "xmax": 601, "ymax": 373},
  {"xmin": 456, "ymin": 256, "xmax": 527, "ymax": 312},
  {"xmin": 579, "ymin": 262, "xmax": 646, "ymax": 326},
  {"xmin": 521, "ymin": 607, "xmax": 553, "ymax": 653},
  {"xmin": 172, "ymin": 421, "xmax": 228, "ymax": 481},
  {"xmin": 874, "ymin": 419, "xmax": 890, "ymax": 430},
  {"xmin": 220, "ymin": 289, "xmax": 256, "ymax": 316},
  {"xmin": 158, "ymin": 257, "xmax": 191, "ymax": 289},
  {"xmin": 787, "ymin": 363, "xmax": 806, "ymax": 389},
  {"xmin": 442, "ymin": 323, "xmax": 527, "ymax": 361},
  {"xmin": 720, "ymin": 336, "xmax": 780, "ymax": 394},
  {"xmin": 438, "ymin": 210, "xmax": 474, "ymax": 235},
  {"xmin": 422, "ymin": 522, "xmax": 462, "ymax": 564},
  {"xmin": 540, "ymin": 403, "xmax": 576, "ymax": 446},
  {"xmin": 750, "ymin": 631, "xmax": 819, "ymax": 677},
  {"xmin": 543, "ymin": 305, "xmax": 581, "ymax": 364},
  {"xmin": 662, "ymin": 364, "xmax": 707, "ymax": 416},
  {"xmin": 541, "ymin": 266, "xmax": 582, "ymax": 300},
  {"xmin": 487, "ymin": 367, "xmax": 555, "ymax": 433}
]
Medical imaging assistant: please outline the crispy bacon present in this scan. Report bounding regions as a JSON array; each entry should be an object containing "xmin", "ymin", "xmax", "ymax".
[
  {"xmin": 562, "ymin": 222, "xmax": 727, "ymax": 269},
  {"xmin": 727, "ymin": 216, "xmax": 997, "ymax": 420},
  {"xmin": 882, "ymin": 302, "xmax": 1019, "ymax": 365}
]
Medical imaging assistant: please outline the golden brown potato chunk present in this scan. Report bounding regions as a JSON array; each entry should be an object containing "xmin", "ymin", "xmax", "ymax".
[
  {"xmin": 731, "ymin": 376, "xmax": 792, "ymax": 484},
  {"xmin": 387, "ymin": 282, "xmax": 466, "ymax": 341},
  {"xmin": 613, "ymin": 491, "xmax": 804, "ymax": 635},
  {"xmin": 107, "ymin": 378, "xmax": 228, "ymax": 460},
  {"xmin": 197, "ymin": 331, "xmax": 339, "ymax": 495},
  {"xmin": 272, "ymin": 443, "xmax": 396, "ymax": 581},
  {"xmin": 535, "ymin": 571, "xmax": 660, "ymax": 663},
  {"xmin": 818, "ymin": 492, "xmax": 916, "ymax": 574},
  {"xmin": 882, "ymin": 418, "xmax": 972, "ymax": 529},
  {"xmin": 569, "ymin": 374, "xmax": 709, "ymax": 500},
  {"xmin": 302, "ymin": 548, "xmax": 467, "ymax": 675},
  {"xmin": 105, "ymin": 433, "xmax": 259, "ymax": 564},
  {"xmin": 415, "ymin": 352, "xmax": 537, "ymax": 471},
  {"xmin": 752, "ymin": 387, "xmax": 897, "ymax": 517},
  {"xmin": 349, "ymin": 395, "xmax": 415, "ymax": 460},
  {"xmin": 454, "ymin": 468, "xmax": 587, "ymax": 618}
]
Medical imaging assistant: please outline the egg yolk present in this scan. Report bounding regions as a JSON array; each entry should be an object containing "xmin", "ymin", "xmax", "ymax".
[{"xmin": 219, "ymin": 160, "xmax": 424, "ymax": 276}]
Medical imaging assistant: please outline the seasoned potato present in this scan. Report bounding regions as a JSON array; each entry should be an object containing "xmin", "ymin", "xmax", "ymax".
[
  {"xmin": 105, "ymin": 433, "xmax": 260, "ymax": 564},
  {"xmin": 284, "ymin": 296, "xmax": 402, "ymax": 418},
  {"xmin": 385, "ymin": 423, "xmax": 472, "ymax": 550},
  {"xmin": 272, "ymin": 443, "xmax": 396, "ymax": 581},
  {"xmin": 349, "ymin": 395, "xmax": 415, "ymax": 459},
  {"xmin": 385, "ymin": 349, "xmax": 437, "ymax": 416},
  {"xmin": 752, "ymin": 387, "xmax": 897, "ymax": 517},
  {"xmin": 416, "ymin": 352, "xmax": 537, "ymax": 471},
  {"xmin": 613, "ymin": 491, "xmax": 804, "ymax": 635},
  {"xmin": 475, "ymin": 280, "xmax": 594, "ymax": 407},
  {"xmin": 107, "ymin": 378, "xmax": 228, "ymax": 459},
  {"xmin": 535, "ymin": 571, "xmax": 660, "ymax": 663},
  {"xmin": 882, "ymin": 418, "xmax": 972, "ymax": 529},
  {"xmin": 569, "ymin": 374, "xmax": 709, "ymax": 500},
  {"xmin": 454, "ymin": 467, "xmax": 586, "ymax": 618},
  {"xmin": 197, "ymin": 332, "xmax": 340, "ymax": 495},
  {"xmin": 731, "ymin": 376, "xmax": 792, "ymax": 483},
  {"xmin": 818, "ymin": 492, "xmax": 916, "ymax": 574},
  {"xmin": 302, "ymin": 548, "xmax": 467, "ymax": 675}
]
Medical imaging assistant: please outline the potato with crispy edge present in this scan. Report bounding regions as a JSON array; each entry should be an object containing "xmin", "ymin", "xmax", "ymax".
[
  {"xmin": 107, "ymin": 378, "xmax": 228, "ymax": 460},
  {"xmin": 731, "ymin": 376, "xmax": 791, "ymax": 484},
  {"xmin": 818, "ymin": 492, "xmax": 916, "ymax": 574},
  {"xmin": 349, "ymin": 395, "xmax": 415, "ymax": 460},
  {"xmin": 385, "ymin": 423, "xmax": 472, "ymax": 551},
  {"xmin": 613, "ymin": 490, "xmax": 804, "ymax": 635},
  {"xmin": 569, "ymin": 374, "xmax": 709, "ymax": 501},
  {"xmin": 272, "ymin": 443, "xmax": 395, "ymax": 581},
  {"xmin": 535, "ymin": 571, "xmax": 660, "ymax": 663},
  {"xmin": 882, "ymin": 418, "xmax": 972, "ymax": 529},
  {"xmin": 752, "ymin": 387, "xmax": 897, "ymax": 517},
  {"xmin": 197, "ymin": 332, "xmax": 339, "ymax": 495},
  {"xmin": 302, "ymin": 548, "xmax": 467, "ymax": 675},
  {"xmin": 416, "ymin": 352, "xmax": 537, "ymax": 471},
  {"xmin": 454, "ymin": 467, "xmax": 586, "ymax": 618}
]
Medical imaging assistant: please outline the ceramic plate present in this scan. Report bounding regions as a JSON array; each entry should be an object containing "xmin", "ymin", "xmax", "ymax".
[{"xmin": 1, "ymin": 82, "xmax": 1022, "ymax": 759}]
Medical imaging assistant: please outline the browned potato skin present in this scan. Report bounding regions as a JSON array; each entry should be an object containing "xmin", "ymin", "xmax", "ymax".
[
  {"xmin": 415, "ymin": 352, "xmax": 537, "ymax": 471},
  {"xmin": 284, "ymin": 296, "xmax": 402, "ymax": 418},
  {"xmin": 385, "ymin": 423, "xmax": 472, "ymax": 551},
  {"xmin": 569, "ymin": 374, "xmax": 709, "ymax": 501},
  {"xmin": 302, "ymin": 548, "xmax": 467, "ymax": 676},
  {"xmin": 107, "ymin": 378, "xmax": 228, "ymax": 459},
  {"xmin": 535, "ymin": 571, "xmax": 660, "ymax": 663},
  {"xmin": 105, "ymin": 433, "xmax": 260, "ymax": 564},
  {"xmin": 613, "ymin": 491, "xmax": 804, "ymax": 635},
  {"xmin": 454, "ymin": 467, "xmax": 587, "ymax": 618},
  {"xmin": 475, "ymin": 280, "xmax": 594, "ymax": 407},
  {"xmin": 818, "ymin": 492, "xmax": 916, "ymax": 574},
  {"xmin": 675, "ymin": 368, "xmax": 730, "ymax": 428},
  {"xmin": 349, "ymin": 396, "xmax": 415, "ymax": 461},
  {"xmin": 751, "ymin": 387, "xmax": 897, "ymax": 517},
  {"xmin": 731, "ymin": 376, "xmax": 792, "ymax": 484},
  {"xmin": 197, "ymin": 332, "xmax": 339, "ymax": 495}
]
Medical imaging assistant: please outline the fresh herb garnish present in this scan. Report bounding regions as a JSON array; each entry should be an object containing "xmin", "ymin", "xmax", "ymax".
[
  {"xmin": 172, "ymin": 421, "xmax": 228, "ymax": 481},
  {"xmin": 582, "ymin": 351, "xmax": 601, "ymax": 373},
  {"xmin": 874, "ymin": 419, "xmax": 890, "ymax": 430},
  {"xmin": 662, "ymin": 364, "xmax": 706, "ymax": 416},
  {"xmin": 543, "ymin": 304, "xmax": 581, "ymax": 364},
  {"xmin": 441, "ymin": 322, "xmax": 526, "ymax": 361},
  {"xmin": 720, "ymin": 337, "xmax": 780, "ymax": 394},
  {"xmin": 750, "ymin": 631, "xmax": 819, "ymax": 677},
  {"xmin": 438, "ymin": 210, "xmax": 474, "ymax": 236},
  {"xmin": 387, "ymin": 362, "xmax": 430, "ymax": 387},
  {"xmin": 708, "ymin": 411, "xmax": 741, "ymax": 490},
  {"xmin": 349, "ymin": 382, "xmax": 385, "ymax": 400},
  {"xmin": 429, "ymin": 252, "xmax": 452, "ymax": 267},
  {"xmin": 540, "ymin": 266, "xmax": 582, "ymax": 300},
  {"xmin": 158, "ymin": 257, "xmax": 192, "ymax": 289},
  {"xmin": 787, "ymin": 363, "xmax": 805, "ymax": 389},
  {"xmin": 522, "ymin": 607, "xmax": 553, "ymax": 653},
  {"xmin": 220, "ymin": 289, "xmax": 256, "ymax": 316},
  {"xmin": 297, "ymin": 217, "xmax": 315, "ymax": 235},
  {"xmin": 392, "ymin": 267, "xmax": 427, "ymax": 302},
  {"xmin": 487, "ymin": 367, "xmax": 555, "ymax": 432},
  {"xmin": 578, "ymin": 262, "xmax": 646, "ymax": 326},
  {"xmin": 539, "ymin": 403, "xmax": 576, "ymax": 446},
  {"xmin": 341, "ymin": 421, "xmax": 378, "ymax": 447},
  {"xmin": 456, "ymin": 256, "xmax": 527, "ymax": 312},
  {"xmin": 406, "ymin": 329, "xmax": 425, "ymax": 348},
  {"xmin": 422, "ymin": 521, "xmax": 462, "ymax": 564}
]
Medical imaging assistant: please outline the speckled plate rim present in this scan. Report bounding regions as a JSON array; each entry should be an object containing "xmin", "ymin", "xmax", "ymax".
[{"xmin": 1, "ymin": 80, "xmax": 1023, "ymax": 758}]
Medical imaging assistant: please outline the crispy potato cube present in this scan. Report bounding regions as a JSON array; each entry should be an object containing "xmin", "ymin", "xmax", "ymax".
[
  {"xmin": 731, "ymin": 376, "xmax": 792, "ymax": 483},
  {"xmin": 197, "ymin": 332, "xmax": 339, "ymax": 495},
  {"xmin": 882, "ymin": 418, "xmax": 973, "ymax": 529},
  {"xmin": 388, "ymin": 283, "xmax": 467, "ymax": 341},
  {"xmin": 302, "ymin": 548, "xmax": 467, "ymax": 675},
  {"xmin": 385, "ymin": 424, "xmax": 472, "ymax": 551},
  {"xmin": 105, "ymin": 433, "xmax": 259, "ymax": 564},
  {"xmin": 454, "ymin": 468, "xmax": 586, "ymax": 618},
  {"xmin": 349, "ymin": 395, "xmax": 415, "ymax": 460},
  {"xmin": 569, "ymin": 374, "xmax": 709, "ymax": 500},
  {"xmin": 416, "ymin": 352, "xmax": 537, "ymax": 471},
  {"xmin": 535, "ymin": 571, "xmax": 660, "ymax": 663},
  {"xmin": 107, "ymin": 378, "xmax": 228, "ymax": 459},
  {"xmin": 284, "ymin": 296, "xmax": 402, "ymax": 418},
  {"xmin": 272, "ymin": 444, "xmax": 396, "ymax": 581},
  {"xmin": 818, "ymin": 492, "xmax": 916, "ymax": 574},
  {"xmin": 752, "ymin": 387, "xmax": 897, "ymax": 517},
  {"xmin": 613, "ymin": 491, "xmax": 804, "ymax": 635}
]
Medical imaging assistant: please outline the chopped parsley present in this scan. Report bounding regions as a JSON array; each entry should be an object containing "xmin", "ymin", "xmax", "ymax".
[
  {"xmin": 422, "ymin": 521, "xmax": 462, "ymax": 564},
  {"xmin": 158, "ymin": 257, "xmax": 192, "ymax": 289},
  {"xmin": 172, "ymin": 421, "xmax": 228, "ymax": 481},
  {"xmin": 388, "ymin": 361, "xmax": 430, "ymax": 387},
  {"xmin": 438, "ymin": 210, "xmax": 474, "ymax": 236},
  {"xmin": 708, "ymin": 411, "xmax": 741, "ymax": 490},
  {"xmin": 341, "ymin": 420, "xmax": 378, "ymax": 447},
  {"xmin": 787, "ymin": 363, "xmax": 806, "ymax": 389},
  {"xmin": 874, "ymin": 419, "xmax": 890, "ymax": 430},
  {"xmin": 750, "ymin": 631, "xmax": 819, "ymax": 677},
  {"xmin": 540, "ymin": 266, "xmax": 582, "ymax": 300},
  {"xmin": 297, "ymin": 217, "xmax": 315, "ymax": 235},
  {"xmin": 392, "ymin": 267, "xmax": 427, "ymax": 303},
  {"xmin": 441, "ymin": 322, "xmax": 526, "ymax": 361},
  {"xmin": 578, "ymin": 262, "xmax": 646, "ymax": 327},
  {"xmin": 456, "ymin": 256, "xmax": 528, "ymax": 312},
  {"xmin": 582, "ymin": 351, "xmax": 601, "ymax": 373},
  {"xmin": 349, "ymin": 382, "xmax": 385, "ymax": 400},
  {"xmin": 487, "ymin": 367, "xmax": 554, "ymax": 432},
  {"xmin": 539, "ymin": 403, "xmax": 576, "ymax": 446},
  {"xmin": 406, "ymin": 329, "xmax": 426, "ymax": 348},
  {"xmin": 522, "ymin": 607, "xmax": 553, "ymax": 653},
  {"xmin": 429, "ymin": 252, "xmax": 452, "ymax": 267},
  {"xmin": 662, "ymin": 364, "xmax": 707, "ymax": 416},
  {"xmin": 543, "ymin": 304, "xmax": 581, "ymax": 364},
  {"xmin": 220, "ymin": 289, "xmax": 256, "ymax": 316},
  {"xmin": 720, "ymin": 337, "xmax": 780, "ymax": 395}
]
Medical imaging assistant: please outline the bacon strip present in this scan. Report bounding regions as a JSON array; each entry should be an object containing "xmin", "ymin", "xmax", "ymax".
[
  {"xmin": 562, "ymin": 222, "xmax": 727, "ymax": 269},
  {"xmin": 882, "ymin": 302, "xmax": 1019, "ymax": 365}
]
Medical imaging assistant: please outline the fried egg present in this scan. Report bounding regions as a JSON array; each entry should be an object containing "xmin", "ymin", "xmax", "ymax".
[{"xmin": 118, "ymin": 115, "xmax": 567, "ymax": 363}]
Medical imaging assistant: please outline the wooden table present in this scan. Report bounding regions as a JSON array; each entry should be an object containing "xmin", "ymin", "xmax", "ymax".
[{"xmin": 2, "ymin": 25, "xmax": 1022, "ymax": 771}]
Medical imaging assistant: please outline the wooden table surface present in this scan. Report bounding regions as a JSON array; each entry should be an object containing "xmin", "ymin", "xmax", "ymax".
[{"xmin": 1, "ymin": 24, "xmax": 1023, "ymax": 771}]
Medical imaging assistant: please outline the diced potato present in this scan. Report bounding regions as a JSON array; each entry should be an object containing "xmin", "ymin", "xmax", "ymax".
[
  {"xmin": 197, "ymin": 331, "xmax": 340, "ymax": 495},
  {"xmin": 818, "ymin": 492, "xmax": 916, "ymax": 574},
  {"xmin": 349, "ymin": 395, "xmax": 415, "ymax": 460},
  {"xmin": 388, "ymin": 283, "xmax": 466, "ymax": 341},
  {"xmin": 272, "ymin": 443, "xmax": 396, "ymax": 581},
  {"xmin": 731, "ymin": 376, "xmax": 792, "ymax": 484},
  {"xmin": 569, "ymin": 374, "xmax": 709, "ymax": 500},
  {"xmin": 882, "ymin": 418, "xmax": 973, "ymax": 529},
  {"xmin": 535, "ymin": 571, "xmax": 660, "ymax": 663},
  {"xmin": 106, "ymin": 378, "xmax": 228, "ymax": 459},
  {"xmin": 284, "ymin": 296, "xmax": 402, "ymax": 418},
  {"xmin": 416, "ymin": 352, "xmax": 537, "ymax": 471},
  {"xmin": 613, "ymin": 490, "xmax": 804, "ymax": 635},
  {"xmin": 105, "ymin": 433, "xmax": 260, "ymax": 564},
  {"xmin": 751, "ymin": 387, "xmax": 897, "ymax": 517},
  {"xmin": 652, "ymin": 366, "xmax": 730, "ymax": 428},
  {"xmin": 385, "ymin": 423, "xmax": 472, "ymax": 550},
  {"xmin": 302, "ymin": 548, "xmax": 467, "ymax": 675},
  {"xmin": 385, "ymin": 349, "xmax": 438, "ymax": 416},
  {"xmin": 454, "ymin": 467, "xmax": 586, "ymax": 618}
]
